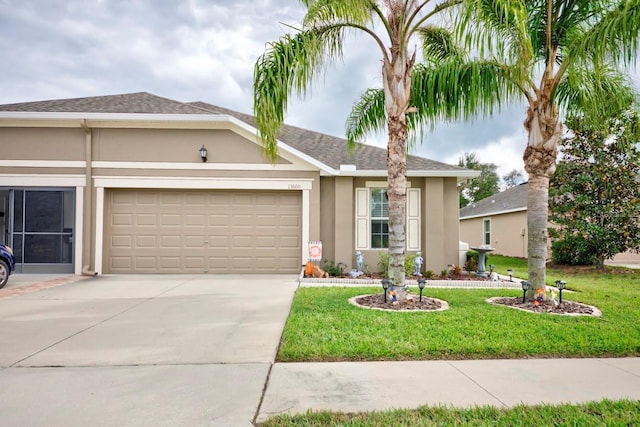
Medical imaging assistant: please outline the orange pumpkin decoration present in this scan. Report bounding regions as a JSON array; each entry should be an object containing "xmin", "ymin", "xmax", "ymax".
[{"xmin": 305, "ymin": 261, "xmax": 314, "ymax": 277}]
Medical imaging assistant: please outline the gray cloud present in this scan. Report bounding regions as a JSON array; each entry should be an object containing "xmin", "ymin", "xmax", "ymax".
[{"xmin": 0, "ymin": 0, "xmax": 615, "ymax": 176}]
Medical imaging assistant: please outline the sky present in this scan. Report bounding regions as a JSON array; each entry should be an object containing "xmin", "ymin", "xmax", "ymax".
[{"xmin": 0, "ymin": 0, "xmax": 540, "ymax": 179}]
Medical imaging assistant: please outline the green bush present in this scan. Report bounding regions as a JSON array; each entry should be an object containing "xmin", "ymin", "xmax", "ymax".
[
  {"xmin": 321, "ymin": 260, "xmax": 346, "ymax": 277},
  {"xmin": 377, "ymin": 252, "xmax": 415, "ymax": 277},
  {"xmin": 465, "ymin": 250, "xmax": 485, "ymax": 272},
  {"xmin": 551, "ymin": 237, "xmax": 594, "ymax": 266}
]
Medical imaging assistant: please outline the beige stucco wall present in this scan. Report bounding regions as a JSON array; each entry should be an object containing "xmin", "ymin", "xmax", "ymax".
[
  {"xmin": 0, "ymin": 127, "xmax": 85, "ymax": 160},
  {"xmin": 93, "ymin": 128, "xmax": 290, "ymax": 164},
  {"xmin": 320, "ymin": 176, "xmax": 460, "ymax": 274},
  {"xmin": 460, "ymin": 211, "xmax": 529, "ymax": 258}
]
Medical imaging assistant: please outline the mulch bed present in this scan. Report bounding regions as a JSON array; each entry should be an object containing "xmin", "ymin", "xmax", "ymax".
[
  {"xmin": 354, "ymin": 293, "xmax": 444, "ymax": 311},
  {"xmin": 488, "ymin": 296, "xmax": 600, "ymax": 316}
]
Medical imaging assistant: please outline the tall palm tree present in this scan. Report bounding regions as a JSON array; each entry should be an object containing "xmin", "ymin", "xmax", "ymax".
[
  {"xmin": 461, "ymin": 0, "xmax": 640, "ymax": 295},
  {"xmin": 254, "ymin": 0, "xmax": 451, "ymax": 287},
  {"xmin": 348, "ymin": 0, "xmax": 640, "ymax": 296},
  {"xmin": 254, "ymin": 0, "xmax": 505, "ymax": 287}
]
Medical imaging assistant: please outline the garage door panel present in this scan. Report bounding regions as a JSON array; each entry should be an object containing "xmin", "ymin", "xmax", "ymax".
[
  {"xmin": 161, "ymin": 235, "xmax": 182, "ymax": 248},
  {"xmin": 135, "ymin": 257, "xmax": 157, "ymax": 269},
  {"xmin": 111, "ymin": 235, "xmax": 132, "ymax": 248},
  {"xmin": 112, "ymin": 214, "xmax": 133, "ymax": 226},
  {"xmin": 161, "ymin": 214, "xmax": 181, "ymax": 226},
  {"xmin": 105, "ymin": 189, "xmax": 301, "ymax": 273},
  {"xmin": 135, "ymin": 235, "xmax": 157, "ymax": 248},
  {"xmin": 184, "ymin": 235, "xmax": 205, "ymax": 248}
]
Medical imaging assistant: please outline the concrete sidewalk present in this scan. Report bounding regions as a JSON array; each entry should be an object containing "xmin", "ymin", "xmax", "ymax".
[{"xmin": 257, "ymin": 357, "xmax": 640, "ymax": 422}]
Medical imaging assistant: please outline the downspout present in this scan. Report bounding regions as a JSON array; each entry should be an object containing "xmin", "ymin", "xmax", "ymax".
[{"xmin": 80, "ymin": 120, "xmax": 98, "ymax": 276}]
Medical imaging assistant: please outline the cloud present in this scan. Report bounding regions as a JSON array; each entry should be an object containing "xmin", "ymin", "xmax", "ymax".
[{"xmin": 3, "ymin": 0, "xmax": 631, "ymax": 179}]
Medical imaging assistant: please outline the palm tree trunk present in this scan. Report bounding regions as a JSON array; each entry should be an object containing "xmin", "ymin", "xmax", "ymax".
[
  {"xmin": 381, "ymin": 43, "xmax": 414, "ymax": 291},
  {"xmin": 527, "ymin": 173, "xmax": 549, "ymax": 297},
  {"xmin": 523, "ymin": 98, "xmax": 561, "ymax": 299},
  {"xmin": 387, "ymin": 117, "xmax": 407, "ymax": 288}
]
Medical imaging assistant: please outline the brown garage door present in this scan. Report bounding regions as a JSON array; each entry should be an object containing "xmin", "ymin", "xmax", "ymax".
[{"xmin": 105, "ymin": 189, "xmax": 301, "ymax": 273}]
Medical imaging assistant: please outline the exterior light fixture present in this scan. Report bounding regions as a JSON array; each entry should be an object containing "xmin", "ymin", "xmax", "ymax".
[
  {"xmin": 199, "ymin": 145, "xmax": 208, "ymax": 162},
  {"xmin": 381, "ymin": 279, "xmax": 391, "ymax": 303},
  {"xmin": 507, "ymin": 269, "xmax": 514, "ymax": 282},
  {"xmin": 417, "ymin": 278, "xmax": 426, "ymax": 302},
  {"xmin": 521, "ymin": 280, "xmax": 531, "ymax": 304},
  {"xmin": 555, "ymin": 280, "xmax": 566, "ymax": 304}
]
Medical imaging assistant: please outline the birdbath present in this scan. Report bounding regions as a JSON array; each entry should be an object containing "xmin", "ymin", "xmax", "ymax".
[{"xmin": 470, "ymin": 246, "xmax": 495, "ymax": 277}]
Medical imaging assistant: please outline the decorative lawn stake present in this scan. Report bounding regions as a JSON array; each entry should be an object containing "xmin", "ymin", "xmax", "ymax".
[
  {"xmin": 507, "ymin": 269, "xmax": 513, "ymax": 282},
  {"xmin": 521, "ymin": 280, "xmax": 530, "ymax": 304},
  {"xmin": 555, "ymin": 280, "xmax": 566, "ymax": 304},
  {"xmin": 417, "ymin": 278, "xmax": 426, "ymax": 302},
  {"xmin": 381, "ymin": 279, "xmax": 391, "ymax": 303}
]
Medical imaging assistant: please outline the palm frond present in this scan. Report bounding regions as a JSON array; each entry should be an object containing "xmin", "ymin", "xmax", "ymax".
[
  {"xmin": 302, "ymin": 0, "xmax": 377, "ymax": 27},
  {"xmin": 410, "ymin": 59, "xmax": 519, "ymax": 126},
  {"xmin": 345, "ymin": 88, "xmax": 386, "ymax": 147},
  {"xmin": 556, "ymin": 64, "xmax": 637, "ymax": 125},
  {"xmin": 571, "ymin": 0, "xmax": 640, "ymax": 66},
  {"xmin": 418, "ymin": 26, "xmax": 466, "ymax": 64},
  {"xmin": 253, "ymin": 26, "xmax": 344, "ymax": 161}
]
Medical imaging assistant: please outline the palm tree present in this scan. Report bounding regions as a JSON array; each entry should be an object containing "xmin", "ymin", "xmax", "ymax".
[
  {"xmin": 253, "ymin": 0, "xmax": 452, "ymax": 287},
  {"xmin": 254, "ymin": 0, "xmax": 506, "ymax": 288},
  {"xmin": 460, "ymin": 0, "xmax": 640, "ymax": 296},
  {"xmin": 348, "ymin": 0, "xmax": 640, "ymax": 297}
]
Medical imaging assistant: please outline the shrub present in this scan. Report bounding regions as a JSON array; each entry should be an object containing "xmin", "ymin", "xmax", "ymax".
[
  {"xmin": 450, "ymin": 264, "xmax": 463, "ymax": 278},
  {"xmin": 423, "ymin": 270, "xmax": 435, "ymax": 279},
  {"xmin": 551, "ymin": 237, "xmax": 594, "ymax": 266},
  {"xmin": 377, "ymin": 252, "xmax": 416, "ymax": 277},
  {"xmin": 321, "ymin": 260, "xmax": 346, "ymax": 277},
  {"xmin": 440, "ymin": 269, "xmax": 448, "ymax": 278}
]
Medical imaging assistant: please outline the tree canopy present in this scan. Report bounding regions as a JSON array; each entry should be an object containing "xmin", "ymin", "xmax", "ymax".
[{"xmin": 550, "ymin": 112, "xmax": 640, "ymax": 268}]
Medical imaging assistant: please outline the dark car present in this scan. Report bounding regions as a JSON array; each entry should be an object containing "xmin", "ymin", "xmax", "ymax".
[{"xmin": 0, "ymin": 244, "xmax": 16, "ymax": 289}]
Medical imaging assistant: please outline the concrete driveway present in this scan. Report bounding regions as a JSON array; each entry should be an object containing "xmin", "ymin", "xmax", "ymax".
[{"xmin": 0, "ymin": 274, "xmax": 298, "ymax": 426}]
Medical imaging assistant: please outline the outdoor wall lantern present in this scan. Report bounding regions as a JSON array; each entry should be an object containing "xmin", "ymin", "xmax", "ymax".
[
  {"xmin": 521, "ymin": 280, "xmax": 531, "ymax": 304},
  {"xmin": 417, "ymin": 278, "xmax": 426, "ymax": 302},
  {"xmin": 381, "ymin": 279, "xmax": 391, "ymax": 303},
  {"xmin": 507, "ymin": 269, "xmax": 514, "ymax": 282},
  {"xmin": 555, "ymin": 280, "xmax": 567, "ymax": 304},
  {"xmin": 199, "ymin": 145, "xmax": 208, "ymax": 162}
]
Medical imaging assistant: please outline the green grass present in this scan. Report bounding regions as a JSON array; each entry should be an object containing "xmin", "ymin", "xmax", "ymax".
[
  {"xmin": 258, "ymin": 399, "xmax": 640, "ymax": 426},
  {"xmin": 267, "ymin": 258, "xmax": 640, "ymax": 425},
  {"xmin": 279, "ymin": 257, "xmax": 640, "ymax": 362}
]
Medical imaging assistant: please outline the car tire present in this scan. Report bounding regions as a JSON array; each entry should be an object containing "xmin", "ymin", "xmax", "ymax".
[{"xmin": 0, "ymin": 259, "xmax": 9, "ymax": 289}]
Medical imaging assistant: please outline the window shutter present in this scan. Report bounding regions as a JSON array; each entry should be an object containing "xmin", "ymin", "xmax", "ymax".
[
  {"xmin": 406, "ymin": 188, "xmax": 420, "ymax": 251},
  {"xmin": 355, "ymin": 188, "xmax": 370, "ymax": 250}
]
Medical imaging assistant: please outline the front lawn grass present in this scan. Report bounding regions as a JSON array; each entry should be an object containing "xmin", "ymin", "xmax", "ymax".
[
  {"xmin": 279, "ymin": 258, "xmax": 640, "ymax": 362},
  {"xmin": 259, "ymin": 399, "xmax": 640, "ymax": 426}
]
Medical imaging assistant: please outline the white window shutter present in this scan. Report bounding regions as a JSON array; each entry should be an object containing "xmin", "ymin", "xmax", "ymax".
[
  {"xmin": 355, "ymin": 188, "xmax": 370, "ymax": 250},
  {"xmin": 406, "ymin": 188, "xmax": 421, "ymax": 251}
]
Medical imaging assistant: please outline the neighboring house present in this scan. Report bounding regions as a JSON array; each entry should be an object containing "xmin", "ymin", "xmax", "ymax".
[
  {"xmin": 0, "ymin": 92, "xmax": 477, "ymax": 275},
  {"xmin": 459, "ymin": 183, "xmax": 529, "ymax": 258},
  {"xmin": 459, "ymin": 182, "xmax": 640, "ymax": 264}
]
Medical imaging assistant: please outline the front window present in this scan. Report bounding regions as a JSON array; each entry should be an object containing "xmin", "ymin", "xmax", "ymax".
[
  {"xmin": 484, "ymin": 219, "xmax": 491, "ymax": 246},
  {"xmin": 370, "ymin": 188, "xmax": 388, "ymax": 248}
]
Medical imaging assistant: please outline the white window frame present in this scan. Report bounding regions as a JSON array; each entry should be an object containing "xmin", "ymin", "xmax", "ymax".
[
  {"xmin": 355, "ymin": 183, "xmax": 420, "ymax": 251},
  {"xmin": 483, "ymin": 218, "xmax": 491, "ymax": 246}
]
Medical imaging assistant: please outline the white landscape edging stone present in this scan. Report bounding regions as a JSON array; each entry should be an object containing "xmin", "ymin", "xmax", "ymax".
[
  {"xmin": 348, "ymin": 295, "xmax": 450, "ymax": 312},
  {"xmin": 485, "ymin": 296, "xmax": 602, "ymax": 317}
]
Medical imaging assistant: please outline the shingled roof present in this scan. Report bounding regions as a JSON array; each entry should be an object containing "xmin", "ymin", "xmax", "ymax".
[
  {"xmin": 0, "ymin": 92, "xmax": 207, "ymax": 115},
  {"xmin": 0, "ymin": 92, "xmax": 471, "ymax": 173},
  {"xmin": 460, "ymin": 183, "xmax": 528, "ymax": 219},
  {"xmin": 188, "ymin": 101, "xmax": 465, "ymax": 172}
]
